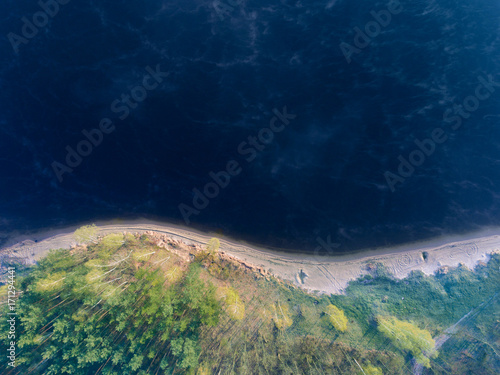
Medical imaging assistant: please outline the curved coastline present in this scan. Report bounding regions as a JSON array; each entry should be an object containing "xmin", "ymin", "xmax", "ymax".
[{"xmin": 1, "ymin": 219, "xmax": 499, "ymax": 294}]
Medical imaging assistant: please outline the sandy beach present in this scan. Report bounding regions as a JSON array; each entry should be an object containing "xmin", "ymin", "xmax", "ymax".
[{"xmin": 1, "ymin": 219, "xmax": 499, "ymax": 295}]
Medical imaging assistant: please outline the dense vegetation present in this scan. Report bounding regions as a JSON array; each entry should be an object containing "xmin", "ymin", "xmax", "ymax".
[{"xmin": 0, "ymin": 228, "xmax": 498, "ymax": 374}]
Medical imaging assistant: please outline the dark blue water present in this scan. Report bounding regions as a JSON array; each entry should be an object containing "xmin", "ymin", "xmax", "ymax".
[{"xmin": 1, "ymin": 0, "xmax": 499, "ymax": 252}]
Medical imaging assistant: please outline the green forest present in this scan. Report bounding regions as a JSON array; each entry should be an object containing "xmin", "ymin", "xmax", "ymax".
[{"xmin": 0, "ymin": 227, "xmax": 498, "ymax": 374}]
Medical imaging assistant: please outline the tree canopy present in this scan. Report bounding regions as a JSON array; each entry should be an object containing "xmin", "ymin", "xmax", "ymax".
[
  {"xmin": 223, "ymin": 287, "xmax": 245, "ymax": 320},
  {"xmin": 206, "ymin": 238, "xmax": 220, "ymax": 254},
  {"xmin": 0, "ymin": 236, "xmax": 221, "ymax": 374},
  {"xmin": 325, "ymin": 304, "xmax": 348, "ymax": 332},
  {"xmin": 73, "ymin": 224, "xmax": 98, "ymax": 244},
  {"xmin": 2, "ymin": 232, "xmax": 498, "ymax": 374},
  {"xmin": 377, "ymin": 315, "xmax": 436, "ymax": 367}
]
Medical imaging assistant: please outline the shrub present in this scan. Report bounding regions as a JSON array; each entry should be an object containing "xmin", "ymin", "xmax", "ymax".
[{"xmin": 325, "ymin": 304, "xmax": 348, "ymax": 332}]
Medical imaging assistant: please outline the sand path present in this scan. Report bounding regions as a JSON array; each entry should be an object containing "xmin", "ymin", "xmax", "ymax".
[{"xmin": 1, "ymin": 219, "xmax": 499, "ymax": 294}]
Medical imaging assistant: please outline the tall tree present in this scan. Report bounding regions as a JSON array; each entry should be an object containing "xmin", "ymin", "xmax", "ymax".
[
  {"xmin": 206, "ymin": 238, "xmax": 220, "ymax": 254},
  {"xmin": 74, "ymin": 224, "xmax": 99, "ymax": 245},
  {"xmin": 377, "ymin": 315, "xmax": 437, "ymax": 367},
  {"xmin": 325, "ymin": 304, "xmax": 348, "ymax": 332}
]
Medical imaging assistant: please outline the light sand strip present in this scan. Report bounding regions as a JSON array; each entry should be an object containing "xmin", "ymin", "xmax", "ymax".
[{"xmin": 1, "ymin": 219, "xmax": 499, "ymax": 294}]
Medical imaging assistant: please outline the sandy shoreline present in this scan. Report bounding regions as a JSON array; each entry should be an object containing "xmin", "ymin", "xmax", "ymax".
[{"xmin": 1, "ymin": 219, "xmax": 499, "ymax": 294}]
